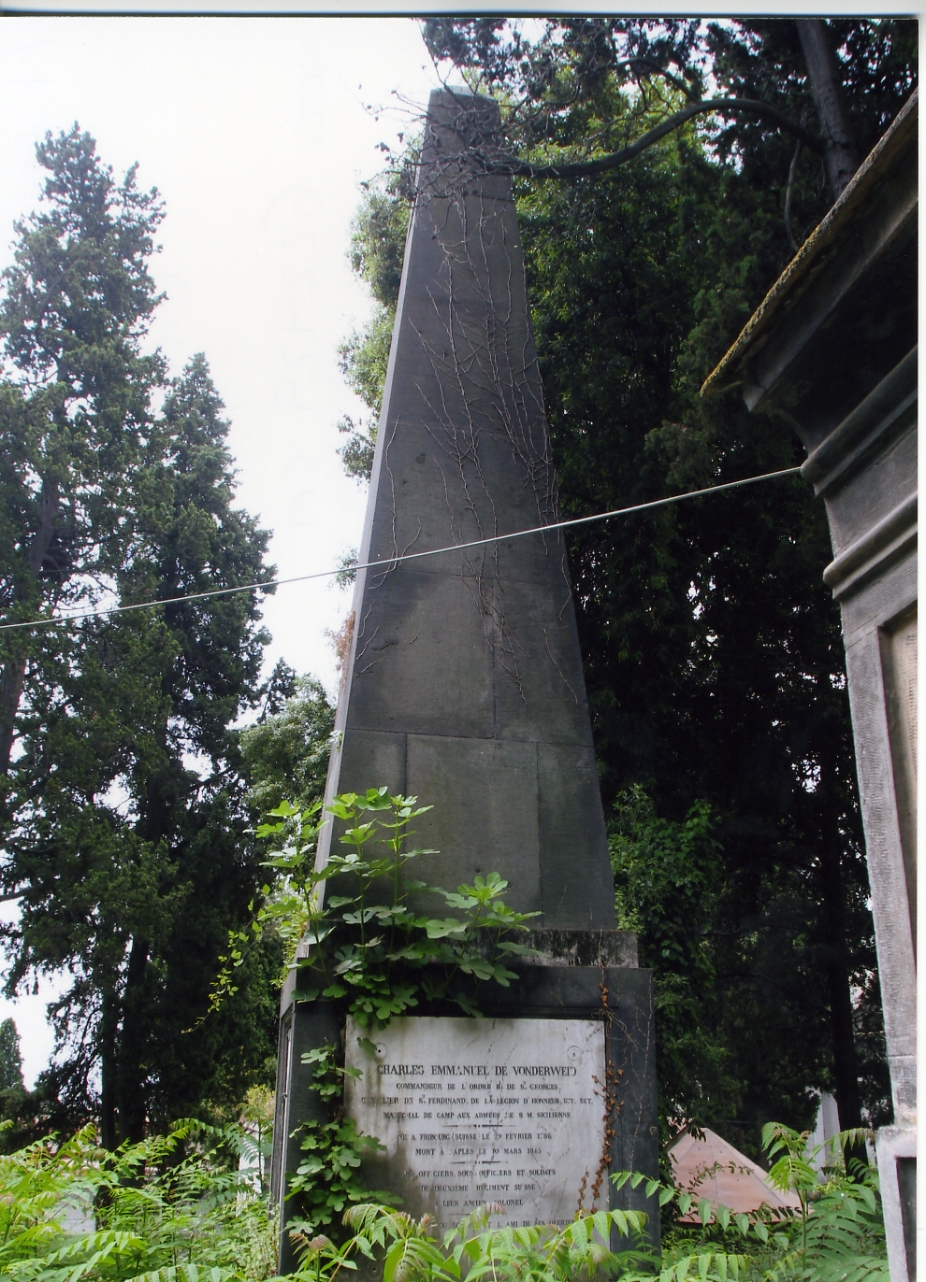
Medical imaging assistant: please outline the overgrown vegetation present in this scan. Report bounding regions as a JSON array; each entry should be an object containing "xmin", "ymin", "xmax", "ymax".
[
  {"xmin": 0, "ymin": 1118, "xmax": 278, "ymax": 1281},
  {"xmin": 212, "ymin": 789, "xmax": 538, "ymax": 1238},
  {"xmin": 0, "ymin": 1117, "xmax": 888, "ymax": 1282}
]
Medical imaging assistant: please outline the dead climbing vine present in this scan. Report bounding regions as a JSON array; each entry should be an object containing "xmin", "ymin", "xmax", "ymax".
[
  {"xmin": 579, "ymin": 971, "xmax": 626, "ymax": 1215},
  {"xmin": 366, "ymin": 90, "xmax": 577, "ymax": 704}
]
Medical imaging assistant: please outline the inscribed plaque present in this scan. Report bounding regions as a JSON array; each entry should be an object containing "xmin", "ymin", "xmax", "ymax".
[{"xmin": 344, "ymin": 1015, "xmax": 607, "ymax": 1229}]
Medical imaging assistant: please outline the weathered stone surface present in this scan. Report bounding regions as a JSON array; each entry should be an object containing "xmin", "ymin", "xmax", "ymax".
[
  {"xmin": 315, "ymin": 86, "xmax": 614, "ymax": 928},
  {"xmin": 345, "ymin": 1015, "xmax": 608, "ymax": 1229}
]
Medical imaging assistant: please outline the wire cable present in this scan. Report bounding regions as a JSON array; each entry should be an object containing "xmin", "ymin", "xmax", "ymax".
[{"xmin": 0, "ymin": 464, "xmax": 802, "ymax": 633}]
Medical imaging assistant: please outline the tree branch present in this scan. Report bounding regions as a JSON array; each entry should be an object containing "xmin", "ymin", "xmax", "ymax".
[
  {"xmin": 783, "ymin": 105, "xmax": 812, "ymax": 255},
  {"xmin": 796, "ymin": 19, "xmax": 859, "ymax": 197},
  {"xmin": 618, "ymin": 55, "xmax": 700, "ymax": 101},
  {"xmin": 484, "ymin": 97, "xmax": 823, "ymax": 179}
]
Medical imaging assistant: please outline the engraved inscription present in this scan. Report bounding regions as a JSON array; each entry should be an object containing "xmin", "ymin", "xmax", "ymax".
[{"xmin": 344, "ymin": 1016, "xmax": 606, "ymax": 1229}]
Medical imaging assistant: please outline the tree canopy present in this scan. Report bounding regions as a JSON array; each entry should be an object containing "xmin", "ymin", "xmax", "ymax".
[{"xmin": 420, "ymin": 19, "xmax": 914, "ymax": 204}]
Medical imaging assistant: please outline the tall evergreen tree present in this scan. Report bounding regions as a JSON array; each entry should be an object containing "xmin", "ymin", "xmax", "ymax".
[
  {"xmin": 0, "ymin": 1018, "xmax": 24, "ymax": 1095},
  {"xmin": 0, "ymin": 132, "xmax": 278, "ymax": 1142},
  {"xmin": 0, "ymin": 127, "xmax": 165, "ymax": 787}
]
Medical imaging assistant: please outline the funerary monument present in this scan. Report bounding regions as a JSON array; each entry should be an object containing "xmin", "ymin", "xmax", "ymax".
[
  {"xmin": 704, "ymin": 91, "xmax": 917, "ymax": 1282},
  {"xmin": 272, "ymin": 87, "xmax": 658, "ymax": 1262}
]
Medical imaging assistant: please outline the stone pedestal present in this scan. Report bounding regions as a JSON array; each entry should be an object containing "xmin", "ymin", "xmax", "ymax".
[{"xmin": 273, "ymin": 937, "xmax": 657, "ymax": 1268}]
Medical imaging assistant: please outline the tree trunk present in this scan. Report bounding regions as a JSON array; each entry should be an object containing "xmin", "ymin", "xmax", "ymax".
[
  {"xmin": 117, "ymin": 934, "xmax": 151, "ymax": 1145},
  {"xmin": 105, "ymin": 678, "xmax": 177, "ymax": 1143},
  {"xmin": 817, "ymin": 804, "xmax": 868, "ymax": 1174},
  {"xmin": 819, "ymin": 838, "xmax": 863, "ymax": 1129},
  {"xmin": 0, "ymin": 658, "xmax": 27, "ymax": 784},
  {"xmin": 796, "ymin": 19, "xmax": 860, "ymax": 199},
  {"xmin": 99, "ymin": 988, "xmax": 119, "ymax": 1151}
]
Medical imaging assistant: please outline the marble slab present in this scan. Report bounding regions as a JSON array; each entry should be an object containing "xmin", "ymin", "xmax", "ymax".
[{"xmin": 344, "ymin": 1015, "xmax": 608, "ymax": 1230}]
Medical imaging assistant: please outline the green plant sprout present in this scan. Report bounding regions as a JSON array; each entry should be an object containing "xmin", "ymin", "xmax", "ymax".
[
  {"xmin": 209, "ymin": 788, "xmax": 540, "ymax": 1242},
  {"xmin": 212, "ymin": 788, "xmax": 539, "ymax": 1030}
]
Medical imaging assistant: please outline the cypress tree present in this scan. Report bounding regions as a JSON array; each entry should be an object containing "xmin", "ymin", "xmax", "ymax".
[{"xmin": 0, "ymin": 131, "xmax": 278, "ymax": 1141}]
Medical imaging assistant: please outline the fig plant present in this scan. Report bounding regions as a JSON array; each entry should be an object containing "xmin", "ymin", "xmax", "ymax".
[{"xmin": 212, "ymin": 788, "xmax": 539, "ymax": 1239}]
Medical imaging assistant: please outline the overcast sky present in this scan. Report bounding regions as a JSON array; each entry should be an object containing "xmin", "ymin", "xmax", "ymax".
[{"xmin": 0, "ymin": 14, "xmax": 443, "ymax": 1087}]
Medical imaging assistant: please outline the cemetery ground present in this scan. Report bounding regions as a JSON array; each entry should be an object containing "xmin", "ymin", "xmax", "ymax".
[
  {"xmin": 0, "ymin": 1014, "xmax": 892, "ymax": 1282},
  {"xmin": 0, "ymin": 792, "xmax": 892, "ymax": 1282}
]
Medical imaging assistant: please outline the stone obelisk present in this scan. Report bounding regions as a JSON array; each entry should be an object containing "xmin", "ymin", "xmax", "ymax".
[
  {"xmin": 316, "ymin": 88, "xmax": 614, "ymax": 922},
  {"xmin": 273, "ymin": 89, "xmax": 657, "ymax": 1260}
]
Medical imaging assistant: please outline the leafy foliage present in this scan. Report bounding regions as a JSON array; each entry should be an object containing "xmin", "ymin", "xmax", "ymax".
[
  {"xmin": 224, "ymin": 789, "xmax": 539, "ymax": 1028},
  {"xmin": 0, "ymin": 1118, "xmax": 278, "ymax": 1281},
  {"xmin": 242, "ymin": 675, "xmax": 335, "ymax": 820}
]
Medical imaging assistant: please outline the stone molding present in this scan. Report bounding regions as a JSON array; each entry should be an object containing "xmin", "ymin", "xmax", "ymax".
[
  {"xmin": 801, "ymin": 349, "xmax": 916, "ymax": 497},
  {"xmin": 823, "ymin": 491, "xmax": 917, "ymax": 600}
]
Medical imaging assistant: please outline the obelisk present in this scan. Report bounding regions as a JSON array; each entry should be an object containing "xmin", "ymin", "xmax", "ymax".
[
  {"xmin": 316, "ymin": 88, "xmax": 614, "ymax": 922},
  {"xmin": 273, "ymin": 89, "xmax": 657, "ymax": 1259}
]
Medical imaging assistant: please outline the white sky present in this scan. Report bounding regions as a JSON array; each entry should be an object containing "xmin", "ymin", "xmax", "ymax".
[{"xmin": 0, "ymin": 14, "xmax": 442, "ymax": 1088}]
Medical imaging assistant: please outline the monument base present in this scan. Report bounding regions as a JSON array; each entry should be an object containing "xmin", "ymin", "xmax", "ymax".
[{"xmin": 272, "ymin": 931, "xmax": 658, "ymax": 1272}]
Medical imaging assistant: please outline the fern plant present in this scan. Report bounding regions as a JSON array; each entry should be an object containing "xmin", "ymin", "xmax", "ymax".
[
  {"xmin": 627, "ymin": 1126, "xmax": 890, "ymax": 1282},
  {"xmin": 0, "ymin": 1119, "xmax": 278, "ymax": 1282},
  {"xmin": 760, "ymin": 1123, "xmax": 889, "ymax": 1282},
  {"xmin": 0, "ymin": 1118, "xmax": 890, "ymax": 1282},
  {"xmin": 286, "ymin": 1201, "xmax": 654, "ymax": 1282}
]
